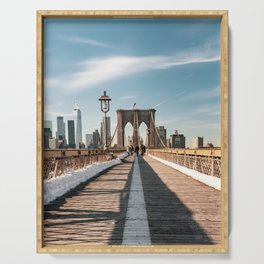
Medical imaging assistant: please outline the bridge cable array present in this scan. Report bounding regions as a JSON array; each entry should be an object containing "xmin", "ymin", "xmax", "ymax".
[
  {"xmin": 150, "ymin": 111, "xmax": 166, "ymax": 148},
  {"xmin": 108, "ymin": 125, "xmax": 117, "ymax": 148}
]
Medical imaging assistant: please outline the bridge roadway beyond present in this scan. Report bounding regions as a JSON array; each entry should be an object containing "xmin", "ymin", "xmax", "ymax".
[{"xmin": 44, "ymin": 155, "xmax": 221, "ymax": 245}]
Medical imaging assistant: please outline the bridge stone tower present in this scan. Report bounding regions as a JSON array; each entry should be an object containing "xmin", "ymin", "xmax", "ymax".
[{"xmin": 116, "ymin": 109, "xmax": 156, "ymax": 148}]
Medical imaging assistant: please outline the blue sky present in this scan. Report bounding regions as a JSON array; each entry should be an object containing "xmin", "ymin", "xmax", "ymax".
[{"xmin": 44, "ymin": 18, "xmax": 221, "ymax": 147}]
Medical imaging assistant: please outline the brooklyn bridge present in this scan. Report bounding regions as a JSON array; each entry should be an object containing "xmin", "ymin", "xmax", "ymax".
[{"xmin": 42, "ymin": 108, "xmax": 221, "ymax": 246}]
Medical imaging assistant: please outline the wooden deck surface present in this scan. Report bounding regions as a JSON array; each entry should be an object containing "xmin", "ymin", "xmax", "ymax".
[{"xmin": 44, "ymin": 155, "xmax": 221, "ymax": 245}]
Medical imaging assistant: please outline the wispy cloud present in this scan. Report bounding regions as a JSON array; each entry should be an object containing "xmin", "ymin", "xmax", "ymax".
[
  {"xmin": 152, "ymin": 91, "xmax": 186, "ymax": 108},
  {"xmin": 196, "ymin": 104, "xmax": 220, "ymax": 116},
  {"xmin": 45, "ymin": 41, "xmax": 220, "ymax": 91},
  {"xmin": 155, "ymin": 55, "xmax": 219, "ymax": 69},
  {"xmin": 119, "ymin": 95, "xmax": 137, "ymax": 101},
  {"xmin": 179, "ymin": 86, "xmax": 220, "ymax": 102},
  {"xmin": 153, "ymin": 100, "xmax": 168, "ymax": 108},
  {"xmin": 157, "ymin": 116, "xmax": 219, "ymax": 131},
  {"xmin": 156, "ymin": 103, "xmax": 220, "ymax": 127},
  {"xmin": 60, "ymin": 36, "xmax": 116, "ymax": 49}
]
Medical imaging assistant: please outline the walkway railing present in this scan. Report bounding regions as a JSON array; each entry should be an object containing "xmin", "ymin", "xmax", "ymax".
[
  {"xmin": 148, "ymin": 148, "xmax": 221, "ymax": 178},
  {"xmin": 44, "ymin": 149, "xmax": 125, "ymax": 179}
]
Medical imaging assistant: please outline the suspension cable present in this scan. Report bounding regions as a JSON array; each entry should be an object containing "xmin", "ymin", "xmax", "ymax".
[
  {"xmin": 137, "ymin": 115, "xmax": 141, "ymax": 146},
  {"xmin": 108, "ymin": 125, "xmax": 117, "ymax": 147},
  {"xmin": 150, "ymin": 111, "xmax": 166, "ymax": 148},
  {"xmin": 124, "ymin": 130, "xmax": 127, "ymax": 147}
]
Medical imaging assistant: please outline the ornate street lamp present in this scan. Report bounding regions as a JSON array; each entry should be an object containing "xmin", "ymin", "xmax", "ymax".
[{"xmin": 98, "ymin": 91, "xmax": 112, "ymax": 149}]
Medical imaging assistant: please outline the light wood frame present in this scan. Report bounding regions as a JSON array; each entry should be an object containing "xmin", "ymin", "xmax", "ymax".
[{"xmin": 36, "ymin": 10, "xmax": 228, "ymax": 254}]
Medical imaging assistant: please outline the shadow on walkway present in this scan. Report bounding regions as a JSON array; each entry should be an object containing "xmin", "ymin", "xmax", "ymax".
[
  {"xmin": 138, "ymin": 156, "xmax": 214, "ymax": 245},
  {"xmin": 109, "ymin": 159, "xmax": 134, "ymax": 244},
  {"xmin": 44, "ymin": 158, "xmax": 134, "ymax": 245},
  {"xmin": 44, "ymin": 155, "xmax": 214, "ymax": 245}
]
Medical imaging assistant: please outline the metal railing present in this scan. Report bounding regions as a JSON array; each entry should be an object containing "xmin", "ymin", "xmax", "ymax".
[
  {"xmin": 43, "ymin": 149, "xmax": 125, "ymax": 179},
  {"xmin": 148, "ymin": 148, "xmax": 221, "ymax": 178}
]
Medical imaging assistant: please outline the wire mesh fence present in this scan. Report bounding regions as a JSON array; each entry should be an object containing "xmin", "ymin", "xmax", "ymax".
[{"xmin": 148, "ymin": 149, "xmax": 221, "ymax": 178}]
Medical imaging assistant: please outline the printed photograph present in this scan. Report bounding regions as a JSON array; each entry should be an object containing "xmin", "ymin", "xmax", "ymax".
[{"xmin": 42, "ymin": 17, "xmax": 222, "ymax": 246}]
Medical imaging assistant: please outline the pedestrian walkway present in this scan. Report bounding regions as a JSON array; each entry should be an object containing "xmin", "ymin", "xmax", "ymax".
[
  {"xmin": 44, "ymin": 154, "xmax": 220, "ymax": 245},
  {"xmin": 122, "ymin": 156, "xmax": 151, "ymax": 245},
  {"xmin": 139, "ymin": 155, "xmax": 220, "ymax": 244}
]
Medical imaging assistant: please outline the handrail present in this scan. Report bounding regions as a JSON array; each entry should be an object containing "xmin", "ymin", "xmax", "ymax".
[
  {"xmin": 44, "ymin": 148, "xmax": 126, "ymax": 159},
  {"xmin": 43, "ymin": 148, "xmax": 126, "ymax": 179},
  {"xmin": 149, "ymin": 147, "xmax": 221, "ymax": 157},
  {"xmin": 148, "ymin": 148, "xmax": 221, "ymax": 178}
]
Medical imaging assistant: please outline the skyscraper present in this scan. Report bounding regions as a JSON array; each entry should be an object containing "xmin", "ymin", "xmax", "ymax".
[
  {"xmin": 44, "ymin": 120, "xmax": 53, "ymax": 137},
  {"xmin": 170, "ymin": 130, "xmax": 186, "ymax": 148},
  {"xmin": 73, "ymin": 101, "xmax": 82, "ymax": 148},
  {"xmin": 56, "ymin": 116, "xmax": 65, "ymax": 140},
  {"xmin": 49, "ymin": 138, "xmax": 58, "ymax": 149},
  {"xmin": 86, "ymin": 134, "xmax": 93, "ymax": 149},
  {"xmin": 100, "ymin": 116, "xmax": 111, "ymax": 147},
  {"xmin": 192, "ymin": 136, "xmax": 204, "ymax": 148},
  {"xmin": 68, "ymin": 120, "xmax": 76, "ymax": 148},
  {"xmin": 92, "ymin": 129, "xmax": 100, "ymax": 149},
  {"xmin": 44, "ymin": 128, "xmax": 52, "ymax": 149}
]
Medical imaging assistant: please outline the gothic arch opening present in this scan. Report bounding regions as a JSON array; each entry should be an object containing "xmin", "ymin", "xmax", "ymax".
[
  {"xmin": 139, "ymin": 121, "xmax": 148, "ymax": 146},
  {"xmin": 124, "ymin": 122, "xmax": 133, "ymax": 147}
]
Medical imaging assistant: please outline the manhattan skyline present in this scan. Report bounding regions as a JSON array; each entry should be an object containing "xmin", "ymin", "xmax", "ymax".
[{"xmin": 44, "ymin": 18, "xmax": 221, "ymax": 147}]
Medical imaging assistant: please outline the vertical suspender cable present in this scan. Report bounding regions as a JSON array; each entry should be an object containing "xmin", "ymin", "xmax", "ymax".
[
  {"xmin": 150, "ymin": 111, "xmax": 166, "ymax": 148},
  {"xmin": 108, "ymin": 125, "xmax": 117, "ymax": 147}
]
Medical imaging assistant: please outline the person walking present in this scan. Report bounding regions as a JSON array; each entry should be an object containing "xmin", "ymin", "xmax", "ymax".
[
  {"xmin": 141, "ymin": 144, "xmax": 146, "ymax": 156},
  {"xmin": 135, "ymin": 145, "xmax": 139, "ymax": 157},
  {"xmin": 130, "ymin": 145, "xmax": 134, "ymax": 156}
]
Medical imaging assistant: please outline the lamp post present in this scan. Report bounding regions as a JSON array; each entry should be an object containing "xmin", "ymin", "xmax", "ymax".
[{"xmin": 98, "ymin": 91, "xmax": 111, "ymax": 150}]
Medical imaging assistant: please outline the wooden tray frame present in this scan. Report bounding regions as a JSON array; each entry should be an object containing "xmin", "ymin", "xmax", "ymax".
[{"xmin": 36, "ymin": 10, "xmax": 228, "ymax": 254}]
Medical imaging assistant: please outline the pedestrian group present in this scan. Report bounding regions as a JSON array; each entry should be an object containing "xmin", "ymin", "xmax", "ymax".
[{"xmin": 127, "ymin": 144, "xmax": 146, "ymax": 157}]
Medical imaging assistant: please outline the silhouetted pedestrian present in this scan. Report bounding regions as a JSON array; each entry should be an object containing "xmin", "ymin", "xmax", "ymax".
[
  {"xmin": 130, "ymin": 145, "xmax": 134, "ymax": 156},
  {"xmin": 135, "ymin": 145, "xmax": 139, "ymax": 156},
  {"xmin": 140, "ymin": 145, "xmax": 146, "ymax": 156}
]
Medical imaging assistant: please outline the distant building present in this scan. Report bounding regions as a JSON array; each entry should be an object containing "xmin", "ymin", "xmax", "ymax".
[
  {"xmin": 44, "ymin": 128, "xmax": 52, "ymax": 149},
  {"xmin": 192, "ymin": 136, "xmax": 204, "ymax": 148},
  {"xmin": 100, "ymin": 116, "xmax": 111, "ymax": 147},
  {"xmin": 92, "ymin": 129, "xmax": 100, "ymax": 149},
  {"xmin": 206, "ymin": 142, "xmax": 214, "ymax": 148},
  {"xmin": 170, "ymin": 130, "xmax": 185, "ymax": 148},
  {"xmin": 155, "ymin": 126, "xmax": 167, "ymax": 148},
  {"xmin": 67, "ymin": 120, "xmax": 76, "ymax": 148},
  {"xmin": 73, "ymin": 101, "xmax": 82, "ymax": 148},
  {"xmin": 58, "ymin": 139, "xmax": 67, "ymax": 149},
  {"xmin": 166, "ymin": 138, "xmax": 171, "ymax": 148},
  {"xmin": 56, "ymin": 116, "xmax": 65, "ymax": 140},
  {"xmin": 86, "ymin": 134, "xmax": 93, "ymax": 149},
  {"xmin": 44, "ymin": 120, "xmax": 53, "ymax": 137},
  {"xmin": 79, "ymin": 142, "xmax": 86, "ymax": 149},
  {"xmin": 49, "ymin": 138, "xmax": 58, "ymax": 149}
]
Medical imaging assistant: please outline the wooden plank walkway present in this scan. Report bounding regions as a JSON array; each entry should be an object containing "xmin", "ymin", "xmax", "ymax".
[
  {"xmin": 44, "ymin": 154, "xmax": 221, "ymax": 245},
  {"xmin": 139, "ymin": 156, "xmax": 221, "ymax": 245},
  {"xmin": 44, "ymin": 156, "xmax": 134, "ymax": 245}
]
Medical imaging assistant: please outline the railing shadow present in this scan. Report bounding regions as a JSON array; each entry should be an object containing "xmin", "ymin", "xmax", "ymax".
[
  {"xmin": 138, "ymin": 156, "xmax": 214, "ymax": 245},
  {"xmin": 109, "ymin": 160, "xmax": 134, "ymax": 244}
]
